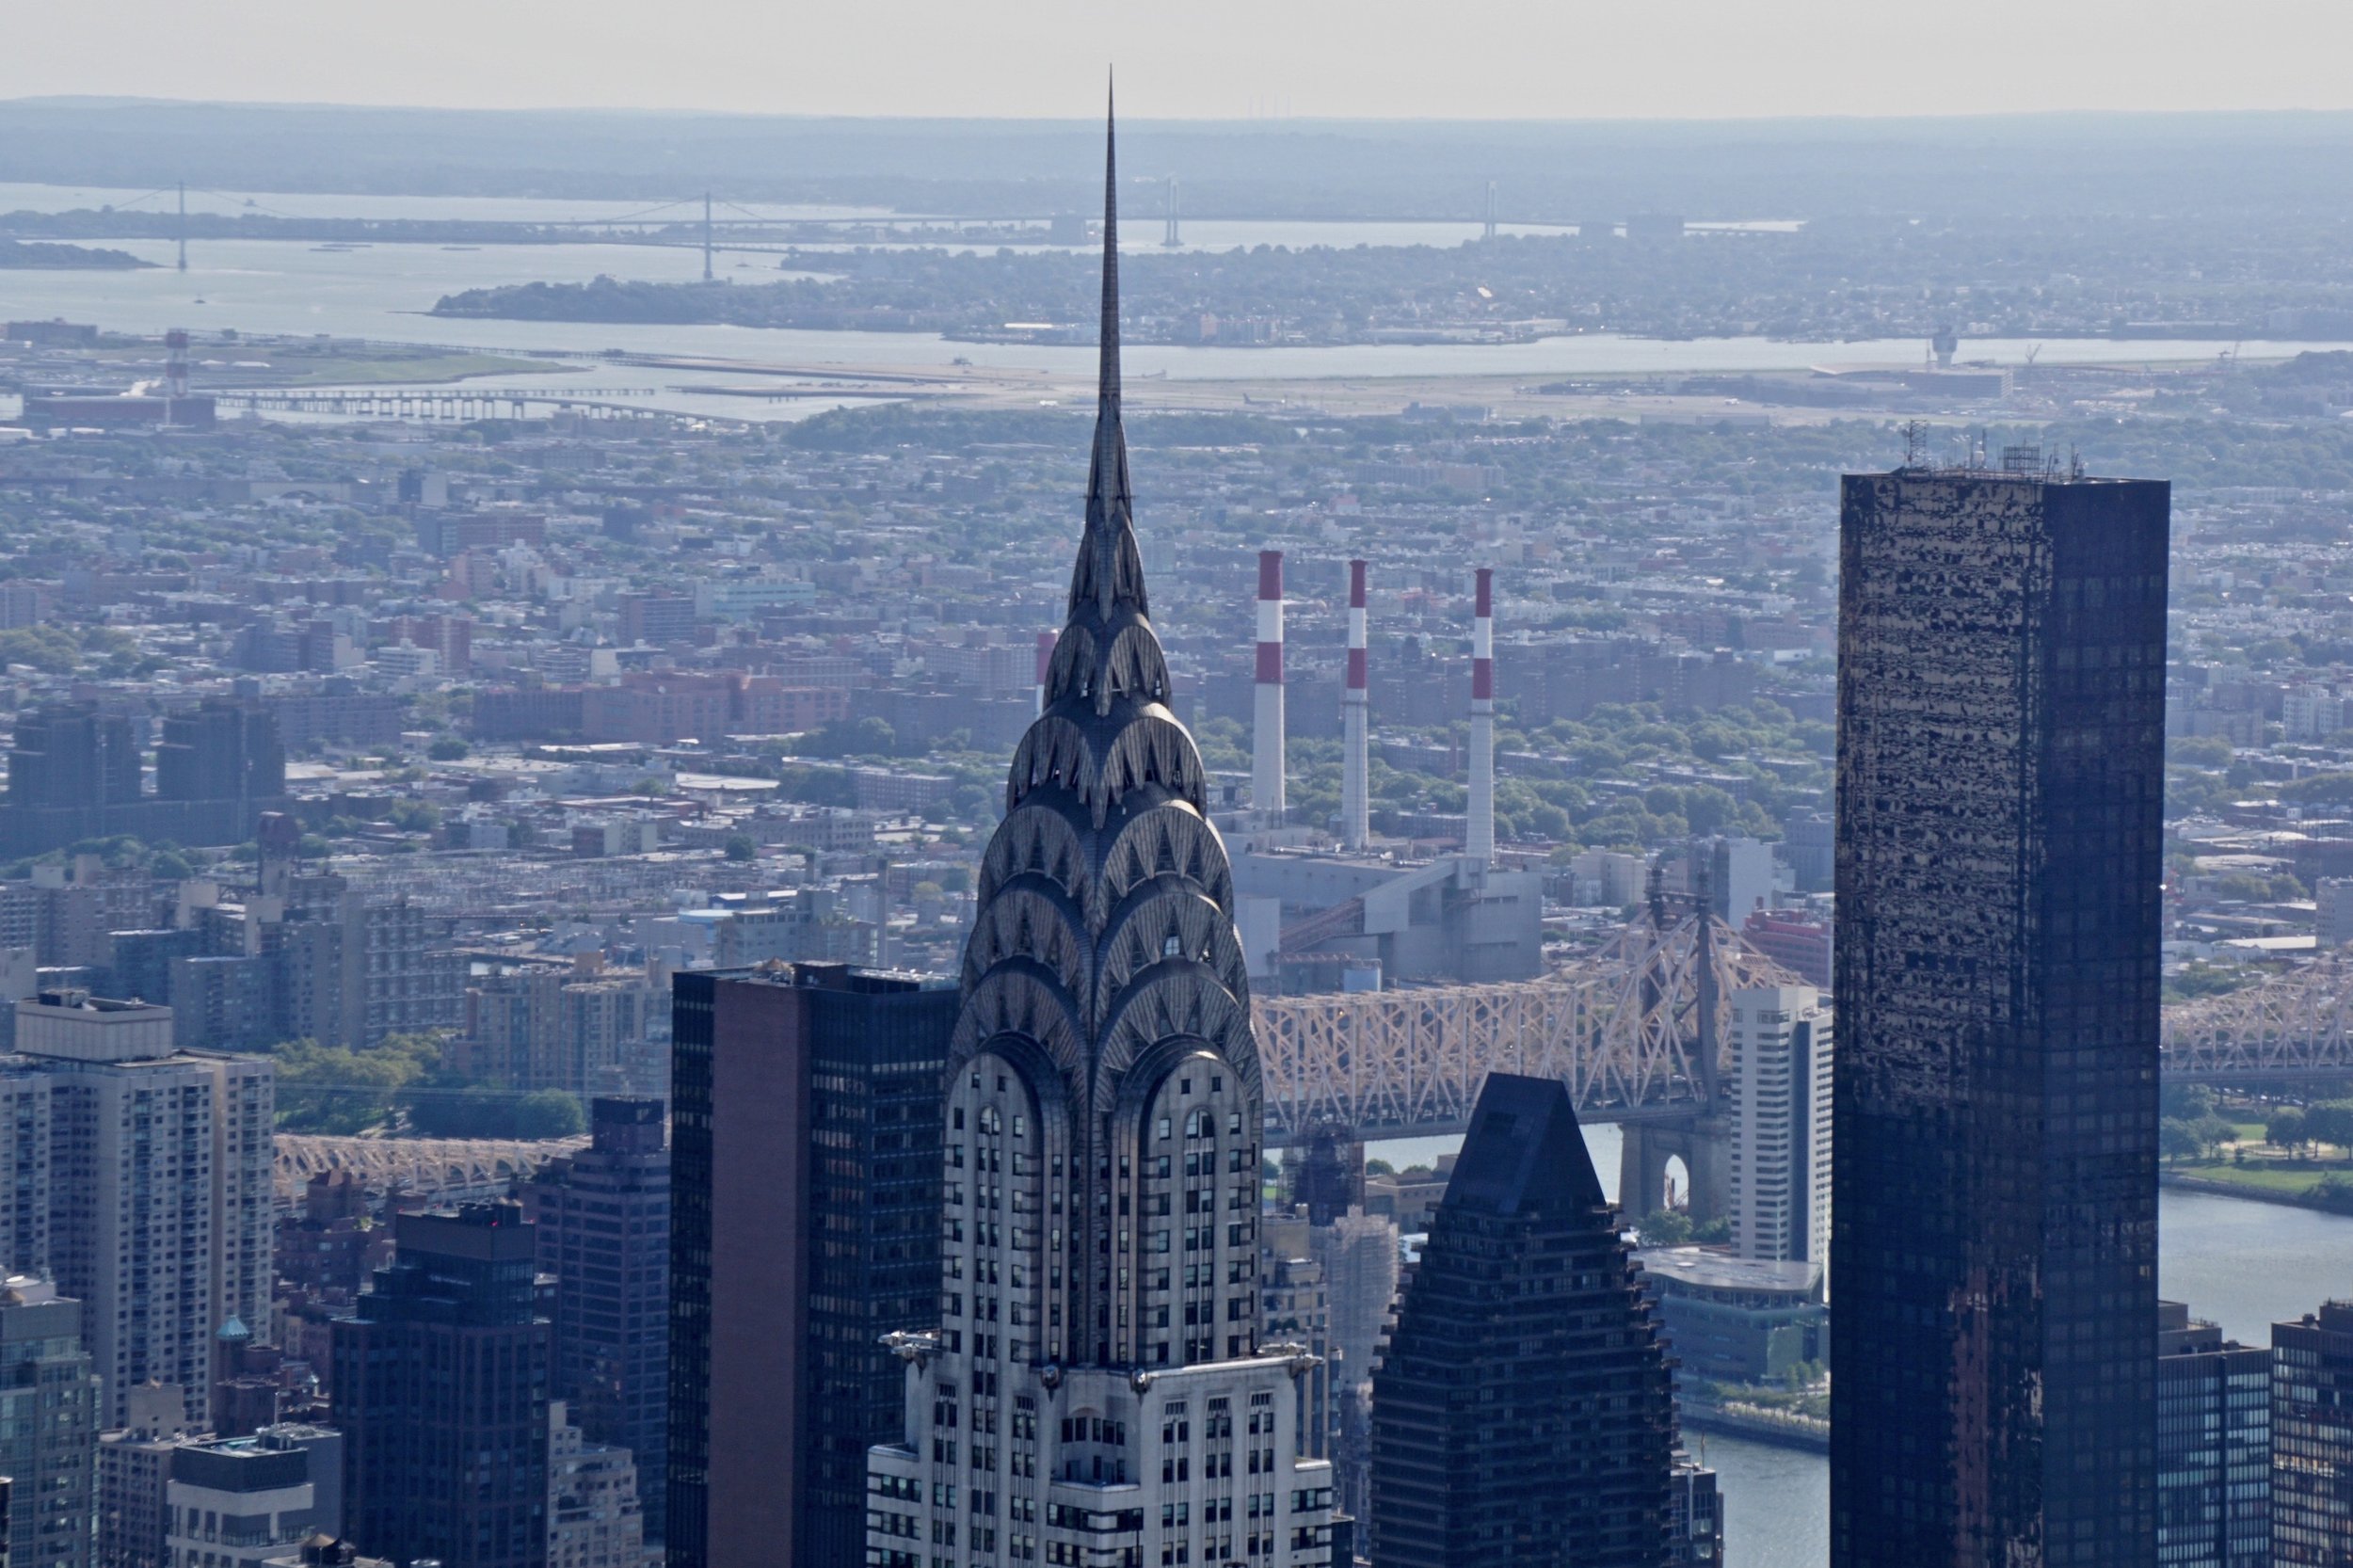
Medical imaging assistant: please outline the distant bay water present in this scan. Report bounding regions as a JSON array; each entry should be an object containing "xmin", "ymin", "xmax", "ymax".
[{"xmin": 0, "ymin": 220, "xmax": 2335, "ymax": 401}]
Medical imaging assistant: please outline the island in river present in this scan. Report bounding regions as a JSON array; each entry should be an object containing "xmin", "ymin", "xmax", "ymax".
[{"xmin": 0, "ymin": 240, "xmax": 152, "ymax": 270}]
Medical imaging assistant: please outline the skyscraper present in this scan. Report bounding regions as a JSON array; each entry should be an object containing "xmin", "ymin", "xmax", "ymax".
[
  {"xmin": 5, "ymin": 990, "xmax": 275, "ymax": 1430},
  {"xmin": 1833, "ymin": 465, "xmax": 2169, "ymax": 1567},
  {"xmin": 332, "ymin": 1202, "xmax": 550, "ymax": 1568},
  {"xmin": 666, "ymin": 963, "xmax": 953, "ymax": 1568},
  {"xmin": 1724, "ymin": 984, "xmax": 1832, "ymax": 1266},
  {"xmin": 0, "ymin": 1277, "xmax": 98, "ymax": 1568},
  {"xmin": 2272, "ymin": 1300, "xmax": 2353, "ymax": 1566},
  {"xmin": 2154, "ymin": 1300, "xmax": 2268, "ymax": 1568},
  {"xmin": 864, "ymin": 97, "xmax": 1336, "ymax": 1568},
  {"xmin": 1369, "ymin": 1072, "xmax": 1679, "ymax": 1568},
  {"xmin": 527, "ymin": 1096, "xmax": 670, "ymax": 1545}
]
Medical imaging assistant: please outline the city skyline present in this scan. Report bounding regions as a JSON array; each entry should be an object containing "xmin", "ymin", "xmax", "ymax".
[{"xmin": 1, "ymin": 44, "xmax": 2352, "ymax": 1568}]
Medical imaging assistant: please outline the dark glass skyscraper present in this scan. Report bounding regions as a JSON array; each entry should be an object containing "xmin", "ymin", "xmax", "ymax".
[
  {"xmin": 1369, "ymin": 1072, "xmax": 1679, "ymax": 1568},
  {"xmin": 1833, "ymin": 467, "xmax": 2169, "ymax": 1568},
  {"xmin": 2155, "ymin": 1300, "xmax": 2269, "ymax": 1568},
  {"xmin": 332, "ymin": 1200, "xmax": 551, "ymax": 1568},
  {"xmin": 2272, "ymin": 1300, "xmax": 2353, "ymax": 1565},
  {"xmin": 666, "ymin": 962, "xmax": 952, "ymax": 1568},
  {"xmin": 527, "ymin": 1096, "xmax": 671, "ymax": 1544}
]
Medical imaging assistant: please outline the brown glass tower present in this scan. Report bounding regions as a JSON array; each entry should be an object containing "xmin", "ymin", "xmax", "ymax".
[
  {"xmin": 666, "ymin": 963, "xmax": 953, "ymax": 1568},
  {"xmin": 1832, "ymin": 467, "xmax": 2169, "ymax": 1568}
]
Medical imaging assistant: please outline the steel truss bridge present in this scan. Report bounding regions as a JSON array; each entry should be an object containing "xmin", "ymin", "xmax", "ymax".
[
  {"xmin": 269, "ymin": 937, "xmax": 2353, "ymax": 1197},
  {"xmin": 1255, "ymin": 910, "xmax": 1790, "ymax": 1143},
  {"xmin": 216, "ymin": 388, "xmax": 672, "ymax": 423},
  {"xmin": 274, "ymin": 1132, "xmax": 586, "ymax": 1206},
  {"xmin": 1257, "ymin": 919, "xmax": 2353, "ymax": 1144},
  {"xmin": 2160, "ymin": 957, "xmax": 2353, "ymax": 1085}
]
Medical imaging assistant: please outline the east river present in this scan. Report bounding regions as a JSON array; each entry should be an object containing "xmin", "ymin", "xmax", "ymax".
[{"xmin": 1367, "ymin": 1128, "xmax": 2353, "ymax": 1568}]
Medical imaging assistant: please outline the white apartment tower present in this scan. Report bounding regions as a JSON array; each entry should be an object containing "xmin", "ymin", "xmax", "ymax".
[
  {"xmin": 867, "ymin": 99, "xmax": 1337, "ymax": 1568},
  {"xmin": 6, "ymin": 991, "xmax": 274, "ymax": 1428},
  {"xmin": 1726, "ymin": 984, "xmax": 1833, "ymax": 1267}
]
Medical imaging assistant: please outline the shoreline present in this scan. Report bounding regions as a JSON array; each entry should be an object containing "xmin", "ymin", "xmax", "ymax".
[
  {"xmin": 1681, "ymin": 1402, "xmax": 1830, "ymax": 1455},
  {"xmin": 2160, "ymin": 1169, "xmax": 2353, "ymax": 1217}
]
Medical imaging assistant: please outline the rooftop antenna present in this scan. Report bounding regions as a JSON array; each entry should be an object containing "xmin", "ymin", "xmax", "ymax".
[{"xmin": 1901, "ymin": 420, "xmax": 1928, "ymax": 469}]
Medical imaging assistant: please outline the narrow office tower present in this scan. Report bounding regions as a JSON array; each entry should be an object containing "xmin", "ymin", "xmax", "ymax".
[{"xmin": 1832, "ymin": 464, "xmax": 2169, "ymax": 1568}]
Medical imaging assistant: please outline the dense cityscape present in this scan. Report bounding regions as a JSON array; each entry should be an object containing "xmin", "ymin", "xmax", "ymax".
[{"xmin": 0, "ymin": 56, "xmax": 2345, "ymax": 1568}]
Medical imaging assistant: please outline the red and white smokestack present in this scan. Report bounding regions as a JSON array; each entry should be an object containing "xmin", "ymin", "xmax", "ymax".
[
  {"xmin": 1253, "ymin": 550, "xmax": 1287, "ymax": 823},
  {"xmin": 1466, "ymin": 567, "xmax": 1496, "ymax": 865},
  {"xmin": 1341, "ymin": 558, "xmax": 1369, "ymax": 851},
  {"xmin": 165, "ymin": 328, "xmax": 190, "ymax": 403},
  {"xmin": 1034, "ymin": 631, "xmax": 1056, "ymax": 715}
]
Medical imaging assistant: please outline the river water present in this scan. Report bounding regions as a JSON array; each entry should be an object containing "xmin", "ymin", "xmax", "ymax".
[
  {"xmin": 0, "ymin": 223, "xmax": 2338, "ymax": 414},
  {"xmin": 1367, "ymin": 1127, "xmax": 2353, "ymax": 1568},
  {"xmin": 0, "ymin": 179, "xmax": 1781, "ymax": 253}
]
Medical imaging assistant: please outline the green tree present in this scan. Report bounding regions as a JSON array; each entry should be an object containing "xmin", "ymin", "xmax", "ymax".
[
  {"xmin": 2160, "ymin": 1118, "xmax": 2204, "ymax": 1163},
  {"xmin": 272, "ymin": 1035, "xmax": 438, "ymax": 1134},
  {"xmin": 427, "ymin": 737, "xmax": 470, "ymax": 760},
  {"xmin": 514, "ymin": 1090, "xmax": 586, "ymax": 1139},
  {"xmin": 2162, "ymin": 1082, "xmax": 2219, "ymax": 1122},
  {"xmin": 2269, "ymin": 1107, "xmax": 2309, "ymax": 1152},
  {"xmin": 1637, "ymin": 1208, "xmax": 1693, "ymax": 1244},
  {"xmin": 798, "ymin": 716, "xmax": 896, "ymax": 758},
  {"xmin": 723, "ymin": 833, "xmax": 758, "ymax": 862},
  {"xmin": 2306, "ymin": 1101, "xmax": 2353, "ymax": 1160}
]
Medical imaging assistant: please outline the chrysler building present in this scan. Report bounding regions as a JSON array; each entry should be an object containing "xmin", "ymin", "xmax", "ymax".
[{"xmin": 866, "ymin": 92, "xmax": 1337, "ymax": 1568}]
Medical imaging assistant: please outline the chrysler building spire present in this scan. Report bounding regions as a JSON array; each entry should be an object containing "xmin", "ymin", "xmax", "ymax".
[{"xmin": 868, "ymin": 89, "xmax": 1337, "ymax": 1568}]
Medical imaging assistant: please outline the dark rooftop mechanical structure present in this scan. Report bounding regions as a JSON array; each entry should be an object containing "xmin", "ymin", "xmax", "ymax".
[
  {"xmin": 1832, "ymin": 466, "xmax": 2169, "ymax": 1568},
  {"xmin": 1369, "ymin": 1072, "xmax": 1682, "ymax": 1568}
]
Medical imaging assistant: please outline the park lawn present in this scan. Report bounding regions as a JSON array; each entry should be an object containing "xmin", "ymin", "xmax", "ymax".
[{"xmin": 2170, "ymin": 1158, "xmax": 2342, "ymax": 1196}]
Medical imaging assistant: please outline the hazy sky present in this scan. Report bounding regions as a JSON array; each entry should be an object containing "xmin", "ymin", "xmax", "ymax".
[{"xmin": 8, "ymin": 0, "xmax": 2353, "ymax": 119}]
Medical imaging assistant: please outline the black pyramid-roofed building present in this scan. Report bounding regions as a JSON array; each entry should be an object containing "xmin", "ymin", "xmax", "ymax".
[{"xmin": 1369, "ymin": 1072, "xmax": 1679, "ymax": 1568}]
